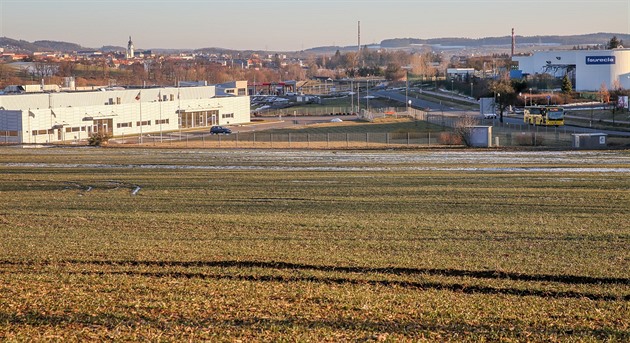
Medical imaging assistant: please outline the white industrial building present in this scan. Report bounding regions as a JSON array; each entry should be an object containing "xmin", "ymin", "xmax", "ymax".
[
  {"xmin": 0, "ymin": 81, "xmax": 250, "ymax": 143},
  {"xmin": 512, "ymin": 49, "xmax": 630, "ymax": 91}
]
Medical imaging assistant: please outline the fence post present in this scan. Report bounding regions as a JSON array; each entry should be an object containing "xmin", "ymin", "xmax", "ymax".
[
  {"xmin": 270, "ymin": 133, "xmax": 273, "ymax": 148},
  {"xmin": 253, "ymin": 132, "xmax": 256, "ymax": 148},
  {"xmin": 386, "ymin": 132, "xmax": 389, "ymax": 146},
  {"xmin": 407, "ymin": 132, "xmax": 410, "ymax": 145},
  {"xmin": 346, "ymin": 133, "xmax": 349, "ymax": 148},
  {"xmin": 288, "ymin": 133, "xmax": 291, "ymax": 148},
  {"xmin": 366, "ymin": 132, "xmax": 369, "ymax": 147}
]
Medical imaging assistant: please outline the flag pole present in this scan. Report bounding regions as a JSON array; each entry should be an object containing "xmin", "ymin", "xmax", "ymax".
[
  {"xmin": 159, "ymin": 90, "xmax": 163, "ymax": 143},
  {"xmin": 139, "ymin": 90, "xmax": 143, "ymax": 144},
  {"xmin": 178, "ymin": 82, "xmax": 182, "ymax": 142}
]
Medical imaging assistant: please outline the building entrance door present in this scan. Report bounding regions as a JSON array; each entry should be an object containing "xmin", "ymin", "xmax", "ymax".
[{"xmin": 93, "ymin": 119, "xmax": 113, "ymax": 135}]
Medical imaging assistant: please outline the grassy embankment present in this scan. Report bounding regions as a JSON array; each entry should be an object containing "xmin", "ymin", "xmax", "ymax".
[{"xmin": 0, "ymin": 148, "xmax": 628, "ymax": 341}]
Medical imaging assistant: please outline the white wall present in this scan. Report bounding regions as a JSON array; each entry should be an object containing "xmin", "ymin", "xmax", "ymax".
[
  {"xmin": 514, "ymin": 49, "xmax": 630, "ymax": 91},
  {"xmin": 576, "ymin": 51, "xmax": 614, "ymax": 91},
  {"xmin": 0, "ymin": 85, "xmax": 250, "ymax": 143},
  {"xmin": 513, "ymin": 51, "xmax": 577, "ymax": 77}
]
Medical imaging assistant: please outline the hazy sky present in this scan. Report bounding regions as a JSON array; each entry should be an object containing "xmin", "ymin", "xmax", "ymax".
[{"xmin": 1, "ymin": 0, "xmax": 629, "ymax": 51}]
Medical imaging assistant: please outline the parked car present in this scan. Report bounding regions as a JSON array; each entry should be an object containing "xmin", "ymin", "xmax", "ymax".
[
  {"xmin": 210, "ymin": 126, "xmax": 232, "ymax": 134},
  {"xmin": 482, "ymin": 113, "xmax": 497, "ymax": 119}
]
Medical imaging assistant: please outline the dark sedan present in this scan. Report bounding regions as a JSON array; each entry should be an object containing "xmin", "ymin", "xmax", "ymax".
[{"xmin": 210, "ymin": 126, "xmax": 232, "ymax": 134}]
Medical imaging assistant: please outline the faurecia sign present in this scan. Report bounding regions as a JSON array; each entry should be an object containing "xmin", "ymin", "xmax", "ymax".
[{"xmin": 586, "ymin": 56, "xmax": 616, "ymax": 65}]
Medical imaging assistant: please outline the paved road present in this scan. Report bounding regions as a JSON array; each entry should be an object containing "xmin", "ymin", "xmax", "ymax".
[
  {"xmin": 374, "ymin": 90, "xmax": 466, "ymax": 113},
  {"xmin": 177, "ymin": 115, "xmax": 360, "ymax": 140},
  {"xmin": 233, "ymin": 115, "xmax": 358, "ymax": 133},
  {"xmin": 375, "ymin": 89, "xmax": 630, "ymax": 137}
]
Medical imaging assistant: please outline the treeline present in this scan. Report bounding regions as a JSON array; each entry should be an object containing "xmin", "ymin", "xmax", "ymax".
[
  {"xmin": 0, "ymin": 58, "xmax": 306, "ymax": 88},
  {"xmin": 0, "ymin": 48, "xmax": 449, "ymax": 88}
]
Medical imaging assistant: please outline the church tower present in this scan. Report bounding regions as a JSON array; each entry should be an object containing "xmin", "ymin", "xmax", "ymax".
[{"xmin": 126, "ymin": 36, "xmax": 135, "ymax": 59}]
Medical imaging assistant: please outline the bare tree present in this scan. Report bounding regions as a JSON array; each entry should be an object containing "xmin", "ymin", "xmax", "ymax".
[
  {"xmin": 32, "ymin": 61, "xmax": 56, "ymax": 80},
  {"xmin": 0, "ymin": 63, "xmax": 15, "ymax": 86},
  {"xmin": 598, "ymin": 83, "xmax": 610, "ymax": 103},
  {"xmin": 283, "ymin": 64, "xmax": 306, "ymax": 81},
  {"xmin": 57, "ymin": 61, "xmax": 76, "ymax": 77},
  {"xmin": 453, "ymin": 116, "xmax": 481, "ymax": 147},
  {"xmin": 489, "ymin": 78, "xmax": 516, "ymax": 123}
]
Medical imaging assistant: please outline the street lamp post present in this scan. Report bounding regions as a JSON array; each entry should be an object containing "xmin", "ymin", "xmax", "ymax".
[
  {"xmin": 401, "ymin": 65, "xmax": 412, "ymax": 114},
  {"xmin": 470, "ymin": 82, "xmax": 474, "ymax": 98},
  {"xmin": 497, "ymin": 93, "xmax": 501, "ymax": 121},
  {"xmin": 356, "ymin": 81, "xmax": 360, "ymax": 114},
  {"xmin": 366, "ymin": 79, "xmax": 369, "ymax": 112},
  {"xmin": 351, "ymin": 80, "xmax": 354, "ymax": 114},
  {"xmin": 451, "ymin": 79, "xmax": 454, "ymax": 99},
  {"xmin": 405, "ymin": 69, "xmax": 409, "ymax": 112}
]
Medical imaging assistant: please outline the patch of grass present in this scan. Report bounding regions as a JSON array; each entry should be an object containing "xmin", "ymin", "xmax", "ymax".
[
  {"xmin": 266, "ymin": 118, "xmax": 442, "ymax": 134},
  {"xmin": 407, "ymin": 90, "xmax": 478, "ymax": 111}
]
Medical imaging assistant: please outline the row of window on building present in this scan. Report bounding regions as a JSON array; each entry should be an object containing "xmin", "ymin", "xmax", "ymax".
[
  {"xmin": 117, "ymin": 119, "xmax": 170, "ymax": 128},
  {"xmin": 224, "ymin": 88, "xmax": 247, "ymax": 96},
  {"xmin": 106, "ymin": 94, "xmax": 176, "ymax": 105},
  {"xmin": 30, "ymin": 119, "xmax": 172, "ymax": 135}
]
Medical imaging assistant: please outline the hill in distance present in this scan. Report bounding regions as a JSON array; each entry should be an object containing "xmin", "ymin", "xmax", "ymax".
[
  {"xmin": 379, "ymin": 32, "xmax": 630, "ymax": 48},
  {"xmin": 0, "ymin": 37, "xmax": 124, "ymax": 53},
  {"xmin": 306, "ymin": 33, "xmax": 630, "ymax": 53},
  {"xmin": 1, "ymin": 33, "xmax": 629, "ymax": 55}
]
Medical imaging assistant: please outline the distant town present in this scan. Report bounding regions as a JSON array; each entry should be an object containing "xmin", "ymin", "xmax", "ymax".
[{"xmin": 1, "ymin": 31, "xmax": 629, "ymax": 93}]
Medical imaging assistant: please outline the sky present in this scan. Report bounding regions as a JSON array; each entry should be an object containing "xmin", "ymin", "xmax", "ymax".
[{"xmin": 1, "ymin": 0, "xmax": 629, "ymax": 51}]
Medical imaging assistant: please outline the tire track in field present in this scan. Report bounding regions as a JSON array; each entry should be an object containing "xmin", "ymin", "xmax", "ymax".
[
  {"xmin": 1, "ymin": 259, "xmax": 628, "ymax": 294},
  {"xmin": 2, "ymin": 259, "xmax": 624, "ymax": 285},
  {"xmin": 8, "ymin": 179, "xmax": 142, "ymax": 195},
  {"xmin": 1, "ymin": 311, "xmax": 625, "ymax": 340},
  {"xmin": 3, "ymin": 268, "xmax": 627, "ymax": 302}
]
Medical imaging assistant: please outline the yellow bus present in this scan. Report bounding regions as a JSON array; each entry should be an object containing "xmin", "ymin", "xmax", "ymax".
[{"xmin": 523, "ymin": 106, "xmax": 564, "ymax": 126}]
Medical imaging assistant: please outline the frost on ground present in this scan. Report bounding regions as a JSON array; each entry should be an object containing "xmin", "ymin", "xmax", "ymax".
[{"xmin": 1, "ymin": 149, "xmax": 629, "ymax": 173}]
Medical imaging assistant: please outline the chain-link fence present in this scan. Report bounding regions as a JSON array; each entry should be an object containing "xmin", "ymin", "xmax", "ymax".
[
  {"xmin": 109, "ymin": 127, "xmax": 583, "ymax": 149},
  {"xmin": 254, "ymin": 106, "xmax": 356, "ymax": 117},
  {"xmin": 424, "ymin": 114, "xmax": 583, "ymax": 148},
  {"xmin": 2, "ymin": 113, "xmax": 627, "ymax": 148}
]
